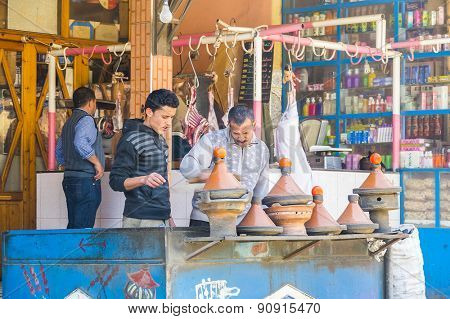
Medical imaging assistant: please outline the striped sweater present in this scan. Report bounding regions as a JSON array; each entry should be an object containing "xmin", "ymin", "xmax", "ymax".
[{"xmin": 109, "ymin": 119, "xmax": 170, "ymax": 220}]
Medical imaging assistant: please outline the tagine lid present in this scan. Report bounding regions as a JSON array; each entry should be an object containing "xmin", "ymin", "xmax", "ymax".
[
  {"xmin": 265, "ymin": 158, "xmax": 311, "ymax": 200},
  {"xmin": 203, "ymin": 148, "xmax": 242, "ymax": 191},
  {"xmin": 337, "ymin": 194, "xmax": 374, "ymax": 225},
  {"xmin": 305, "ymin": 186, "xmax": 341, "ymax": 228},
  {"xmin": 238, "ymin": 197, "xmax": 276, "ymax": 227},
  {"xmin": 355, "ymin": 153, "xmax": 401, "ymax": 192}
]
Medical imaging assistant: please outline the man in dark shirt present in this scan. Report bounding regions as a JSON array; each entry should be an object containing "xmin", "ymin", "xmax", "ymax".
[
  {"xmin": 109, "ymin": 89, "xmax": 179, "ymax": 228},
  {"xmin": 56, "ymin": 87, "xmax": 105, "ymax": 229}
]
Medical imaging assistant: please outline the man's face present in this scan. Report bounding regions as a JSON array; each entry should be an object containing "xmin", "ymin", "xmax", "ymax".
[
  {"xmin": 229, "ymin": 118, "xmax": 255, "ymax": 147},
  {"xmin": 86, "ymin": 99, "xmax": 97, "ymax": 116},
  {"xmin": 146, "ymin": 106, "xmax": 176, "ymax": 135}
]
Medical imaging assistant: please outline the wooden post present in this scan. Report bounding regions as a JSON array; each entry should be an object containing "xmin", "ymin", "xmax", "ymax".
[
  {"xmin": 73, "ymin": 55, "xmax": 90, "ymax": 89},
  {"xmin": 21, "ymin": 43, "xmax": 37, "ymax": 229},
  {"xmin": 61, "ymin": 0, "xmax": 70, "ymax": 38}
]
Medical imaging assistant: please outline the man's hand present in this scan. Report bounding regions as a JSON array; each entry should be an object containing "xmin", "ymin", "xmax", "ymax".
[
  {"xmin": 143, "ymin": 172, "xmax": 166, "ymax": 188},
  {"xmin": 94, "ymin": 162, "xmax": 104, "ymax": 180},
  {"xmin": 168, "ymin": 217, "xmax": 176, "ymax": 227}
]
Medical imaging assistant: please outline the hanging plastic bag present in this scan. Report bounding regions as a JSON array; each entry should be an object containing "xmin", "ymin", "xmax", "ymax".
[{"xmin": 276, "ymin": 89, "xmax": 313, "ymax": 192}]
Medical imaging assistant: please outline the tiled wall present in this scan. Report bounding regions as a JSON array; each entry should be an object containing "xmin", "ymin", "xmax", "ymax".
[{"xmin": 37, "ymin": 170, "xmax": 400, "ymax": 230}]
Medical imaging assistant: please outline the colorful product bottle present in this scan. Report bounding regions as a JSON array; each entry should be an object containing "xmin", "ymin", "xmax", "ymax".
[
  {"xmin": 346, "ymin": 69, "xmax": 353, "ymax": 89},
  {"xmin": 303, "ymin": 98, "xmax": 310, "ymax": 116},
  {"xmin": 316, "ymin": 97, "xmax": 323, "ymax": 116},
  {"xmin": 368, "ymin": 68, "xmax": 376, "ymax": 88},
  {"xmin": 309, "ymin": 97, "xmax": 316, "ymax": 116},
  {"xmin": 353, "ymin": 68, "xmax": 360, "ymax": 88}
]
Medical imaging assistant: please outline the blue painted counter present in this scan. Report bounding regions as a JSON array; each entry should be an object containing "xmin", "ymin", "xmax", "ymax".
[{"xmin": 2, "ymin": 228, "xmax": 404, "ymax": 299}]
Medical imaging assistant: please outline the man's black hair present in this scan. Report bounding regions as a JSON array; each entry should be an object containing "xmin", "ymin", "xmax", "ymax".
[
  {"xmin": 228, "ymin": 104, "xmax": 254, "ymax": 125},
  {"xmin": 73, "ymin": 87, "xmax": 96, "ymax": 109},
  {"xmin": 145, "ymin": 89, "xmax": 179, "ymax": 111}
]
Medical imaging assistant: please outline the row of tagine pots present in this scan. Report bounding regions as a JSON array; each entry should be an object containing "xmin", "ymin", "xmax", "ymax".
[{"xmin": 195, "ymin": 148, "xmax": 399, "ymax": 237}]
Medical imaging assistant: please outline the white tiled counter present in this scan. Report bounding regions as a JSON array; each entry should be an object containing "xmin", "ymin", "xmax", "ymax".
[{"xmin": 37, "ymin": 170, "xmax": 400, "ymax": 229}]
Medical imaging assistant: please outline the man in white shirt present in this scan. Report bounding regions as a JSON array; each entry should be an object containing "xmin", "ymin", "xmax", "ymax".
[{"xmin": 180, "ymin": 105, "xmax": 270, "ymax": 226}]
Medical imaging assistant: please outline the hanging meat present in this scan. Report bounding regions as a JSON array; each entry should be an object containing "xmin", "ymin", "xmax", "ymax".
[{"xmin": 182, "ymin": 85, "xmax": 210, "ymax": 146}]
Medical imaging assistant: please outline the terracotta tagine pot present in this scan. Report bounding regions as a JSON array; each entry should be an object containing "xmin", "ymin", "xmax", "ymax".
[
  {"xmin": 305, "ymin": 186, "xmax": 347, "ymax": 235},
  {"xmin": 237, "ymin": 197, "xmax": 283, "ymax": 236},
  {"xmin": 264, "ymin": 158, "xmax": 314, "ymax": 236},
  {"xmin": 337, "ymin": 194, "xmax": 379, "ymax": 234},
  {"xmin": 196, "ymin": 148, "xmax": 251, "ymax": 237}
]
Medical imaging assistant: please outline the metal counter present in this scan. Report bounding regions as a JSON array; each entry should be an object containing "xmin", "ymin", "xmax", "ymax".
[{"xmin": 2, "ymin": 228, "xmax": 406, "ymax": 299}]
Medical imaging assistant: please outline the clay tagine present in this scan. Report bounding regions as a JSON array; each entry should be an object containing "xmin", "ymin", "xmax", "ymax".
[
  {"xmin": 237, "ymin": 198, "xmax": 283, "ymax": 236},
  {"xmin": 262, "ymin": 158, "xmax": 312, "ymax": 207},
  {"xmin": 195, "ymin": 148, "xmax": 251, "ymax": 237},
  {"xmin": 353, "ymin": 153, "xmax": 401, "ymax": 233},
  {"xmin": 337, "ymin": 194, "xmax": 379, "ymax": 234},
  {"xmin": 305, "ymin": 186, "xmax": 347, "ymax": 235},
  {"xmin": 264, "ymin": 158, "xmax": 314, "ymax": 236}
]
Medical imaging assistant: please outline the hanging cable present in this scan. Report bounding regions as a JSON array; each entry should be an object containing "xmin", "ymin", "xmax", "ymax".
[{"xmin": 188, "ymin": 36, "xmax": 205, "ymax": 52}]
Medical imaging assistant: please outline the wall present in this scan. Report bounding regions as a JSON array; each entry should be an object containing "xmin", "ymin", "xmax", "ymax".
[
  {"xmin": 37, "ymin": 170, "xmax": 401, "ymax": 229},
  {"xmin": 172, "ymin": 0, "xmax": 273, "ymax": 74}
]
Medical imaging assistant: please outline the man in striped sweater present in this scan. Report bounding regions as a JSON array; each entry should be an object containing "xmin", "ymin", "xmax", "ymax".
[{"xmin": 109, "ymin": 89, "xmax": 179, "ymax": 228}]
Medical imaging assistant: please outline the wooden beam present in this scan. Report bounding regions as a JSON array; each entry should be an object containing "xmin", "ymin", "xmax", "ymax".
[
  {"xmin": 56, "ymin": 65, "xmax": 71, "ymax": 98},
  {"xmin": 36, "ymin": 75, "xmax": 49, "ymax": 120},
  {"xmin": 61, "ymin": 0, "xmax": 70, "ymax": 38},
  {"xmin": 1, "ymin": 123, "xmax": 23, "ymax": 191},
  {"xmin": 2, "ymin": 51, "xmax": 23, "ymax": 121}
]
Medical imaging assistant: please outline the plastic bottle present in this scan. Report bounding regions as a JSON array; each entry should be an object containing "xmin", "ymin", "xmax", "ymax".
[
  {"xmin": 325, "ymin": 11, "xmax": 333, "ymax": 35},
  {"xmin": 299, "ymin": 69, "xmax": 308, "ymax": 91},
  {"xmin": 303, "ymin": 98, "xmax": 310, "ymax": 116},
  {"xmin": 319, "ymin": 12, "xmax": 326, "ymax": 36},
  {"xmin": 313, "ymin": 12, "xmax": 320, "ymax": 37},
  {"xmin": 353, "ymin": 68, "xmax": 360, "ymax": 88},
  {"xmin": 368, "ymin": 68, "xmax": 376, "ymax": 88},
  {"xmin": 323, "ymin": 93, "xmax": 330, "ymax": 115},
  {"xmin": 346, "ymin": 69, "xmax": 353, "ymax": 88},
  {"xmin": 438, "ymin": 6, "xmax": 445, "ymax": 25},
  {"xmin": 316, "ymin": 97, "xmax": 323, "ymax": 115},
  {"xmin": 358, "ymin": 95, "xmax": 364, "ymax": 113},
  {"xmin": 304, "ymin": 16, "xmax": 312, "ymax": 36},
  {"xmin": 330, "ymin": 93, "xmax": 336, "ymax": 114},
  {"xmin": 363, "ymin": 69, "xmax": 369, "ymax": 88},
  {"xmin": 380, "ymin": 98, "xmax": 386, "ymax": 112},
  {"xmin": 422, "ymin": 10, "xmax": 429, "ymax": 27},
  {"xmin": 309, "ymin": 97, "xmax": 316, "ymax": 116}
]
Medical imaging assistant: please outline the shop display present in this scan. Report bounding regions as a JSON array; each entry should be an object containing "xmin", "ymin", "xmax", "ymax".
[{"xmin": 343, "ymin": 93, "xmax": 393, "ymax": 114}]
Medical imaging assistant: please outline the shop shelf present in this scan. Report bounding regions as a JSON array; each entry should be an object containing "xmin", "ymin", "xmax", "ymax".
[
  {"xmin": 407, "ymin": 51, "xmax": 450, "ymax": 60},
  {"xmin": 284, "ymin": 4, "xmax": 339, "ymax": 14},
  {"xmin": 340, "ymin": 112, "xmax": 393, "ymax": 119},
  {"xmin": 401, "ymin": 109, "xmax": 450, "ymax": 116},
  {"xmin": 399, "ymin": 168, "xmax": 450, "ymax": 172},
  {"xmin": 341, "ymin": 85, "xmax": 393, "ymax": 91},
  {"xmin": 292, "ymin": 60, "xmax": 338, "ymax": 68},
  {"xmin": 341, "ymin": 0, "xmax": 395, "ymax": 8},
  {"xmin": 341, "ymin": 142, "xmax": 392, "ymax": 146},
  {"xmin": 299, "ymin": 114, "xmax": 338, "ymax": 121}
]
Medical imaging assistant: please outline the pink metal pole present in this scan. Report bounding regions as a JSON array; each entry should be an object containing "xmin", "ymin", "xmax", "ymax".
[
  {"xmin": 265, "ymin": 34, "xmax": 385, "ymax": 55},
  {"xmin": 48, "ymin": 112, "xmax": 56, "ymax": 170}
]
